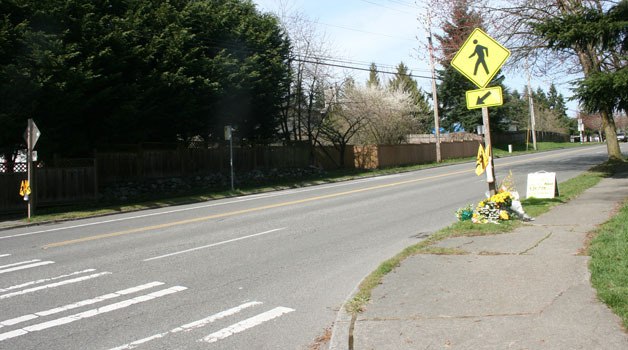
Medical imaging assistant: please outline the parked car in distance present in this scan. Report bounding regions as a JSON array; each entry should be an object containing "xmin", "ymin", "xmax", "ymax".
[{"xmin": 617, "ymin": 132, "xmax": 627, "ymax": 142}]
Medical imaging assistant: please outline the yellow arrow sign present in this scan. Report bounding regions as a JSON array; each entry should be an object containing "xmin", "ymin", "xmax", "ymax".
[
  {"xmin": 466, "ymin": 86, "xmax": 503, "ymax": 109},
  {"xmin": 451, "ymin": 28, "xmax": 510, "ymax": 89}
]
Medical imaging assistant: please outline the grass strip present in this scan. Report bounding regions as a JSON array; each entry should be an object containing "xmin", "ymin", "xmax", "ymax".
[
  {"xmin": 345, "ymin": 163, "xmax": 612, "ymax": 314},
  {"xmin": 588, "ymin": 201, "xmax": 628, "ymax": 329}
]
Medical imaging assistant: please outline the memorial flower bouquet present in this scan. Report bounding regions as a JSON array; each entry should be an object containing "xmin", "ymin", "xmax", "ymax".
[
  {"xmin": 472, "ymin": 191, "xmax": 513, "ymax": 224},
  {"xmin": 455, "ymin": 171, "xmax": 532, "ymax": 224}
]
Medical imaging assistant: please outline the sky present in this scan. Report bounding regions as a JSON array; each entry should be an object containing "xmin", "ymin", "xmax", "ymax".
[{"xmin": 252, "ymin": 0, "xmax": 580, "ymax": 116}]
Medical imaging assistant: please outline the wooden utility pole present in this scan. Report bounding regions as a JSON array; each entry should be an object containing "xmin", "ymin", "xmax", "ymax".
[
  {"xmin": 481, "ymin": 107, "xmax": 497, "ymax": 194},
  {"xmin": 424, "ymin": 8, "xmax": 441, "ymax": 162}
]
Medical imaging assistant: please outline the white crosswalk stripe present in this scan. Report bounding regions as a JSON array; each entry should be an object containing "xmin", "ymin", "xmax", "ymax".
[
  {"xmin": 0, "ymin": 271, "xmax": 111, "ymax": 300},
  {"xmin": 200, "ymin": 307, "xmax": 295, "ymax": 344},
  {"xmin": 0, "ymin": 259, "xmax": 54, "ymax": 274},
  {"xmin": 0, "ymin": 285, "xmax": 187, "ymax": 342},
  {"xmin": 0, "ymin": 269, "xmax": 97, "ymax": 293},
  {"xmin": 0, "ymin": 282, "xmax": 165, "ymax": 329},
  {"xmin": 108, "ymin": 301, "xmax": 263, "ymax": 350}
]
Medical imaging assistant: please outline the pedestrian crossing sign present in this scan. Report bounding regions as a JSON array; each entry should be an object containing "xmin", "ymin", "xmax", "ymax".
[{"xmin": 451, "ymin": 28, "xmax": 510, "ymax": 89}]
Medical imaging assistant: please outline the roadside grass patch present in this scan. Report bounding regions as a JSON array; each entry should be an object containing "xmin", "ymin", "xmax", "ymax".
[
  {"xmin": 588, "ymin": 201, "xmax": 628, "ymax": 329},
  {"xmin": 346, "ymin": 164, "xmax": 611, "ymax": 314}
]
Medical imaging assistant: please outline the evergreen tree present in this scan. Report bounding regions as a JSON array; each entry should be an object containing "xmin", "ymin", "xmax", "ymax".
[
  {"xmin": 0, "ymin": 0, "xmax": 292, "ymax": 159},
  {"xmin": 388, "ymin": 62, "xmax": 431, "ymax": 129},
  {"xmin": 367, "ymin": 62, "xmax": 381, "ymax": 88},
  {"xmin": 547, "ymin": 83, "xmax": 568, "ymax": 118}
]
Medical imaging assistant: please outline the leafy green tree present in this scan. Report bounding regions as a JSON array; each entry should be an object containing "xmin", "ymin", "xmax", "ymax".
[{"xmin": 498, "ymin": 0, "xmax": 625, "ymax": 159}]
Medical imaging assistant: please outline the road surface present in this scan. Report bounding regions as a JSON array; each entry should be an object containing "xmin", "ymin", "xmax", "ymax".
[{"xmin": 0, "ymin": 144, "xmax": 620, "ymax": 350}]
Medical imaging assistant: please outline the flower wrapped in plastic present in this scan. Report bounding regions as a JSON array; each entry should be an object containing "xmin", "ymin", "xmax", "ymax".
[
  {"xmin": 455, "ymin": 204, "xmax": 474, "ymax": 221},
  {"xmin": 472, "ymin": 191, "xmax": 515, "ymax": 224}
]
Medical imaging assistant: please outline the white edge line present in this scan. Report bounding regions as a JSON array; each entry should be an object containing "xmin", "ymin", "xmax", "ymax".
[
  {"xmin": 200, "ymin": 307, "xmax": 295, "ymax": 343},
  {"xmin": 1, "ymin": 146, "xmax": 603, "ymax": 242},
  {"xmin": 143, "ymin": 228, "xmax": 285, "ymax": 262},
  {"xmin": 0, "ymin": 272, "xmax": 111, "ymax": 300},
  {"xmin": 0, "ymin": 286, "xmax": 187, "ymax": 342},
  {"xmin": 107, "ymin": 301, "xmax": 262, "ymax": 350},
  {"xmin": 0, "ymin": 171, "xmax": 414, "ymax": 241},
  {"xmin": 0, "ymin": 254, "xmax": 10, "ymax": 258}
]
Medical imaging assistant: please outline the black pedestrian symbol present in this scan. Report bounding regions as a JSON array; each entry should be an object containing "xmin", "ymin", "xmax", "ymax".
[{"xmin": 469, "ymin": 39, "xmax": 489, "ymax": 75}]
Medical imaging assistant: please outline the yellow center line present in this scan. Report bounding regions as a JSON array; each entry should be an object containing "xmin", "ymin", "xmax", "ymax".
[{"xmin": 42, "ymin": 147, "xmax": 594, "ymax": 249}]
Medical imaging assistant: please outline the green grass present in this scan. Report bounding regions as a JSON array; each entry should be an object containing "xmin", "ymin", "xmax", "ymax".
[
  {"xmin": 493, "ymin": 141, "xmax": 592, "ymax": 158},
  {"xmin": 589, "ymin": 201, "xmax": 628, "ymax": 329},
  {"xmin": 345, "ymin": 163, "xmax": 613, "ymax": 314}
]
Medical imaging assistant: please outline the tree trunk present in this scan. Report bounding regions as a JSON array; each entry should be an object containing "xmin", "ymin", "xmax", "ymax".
[{"xmin": 601, "ymin": 109, "xmax": 623, "ymax": 160}]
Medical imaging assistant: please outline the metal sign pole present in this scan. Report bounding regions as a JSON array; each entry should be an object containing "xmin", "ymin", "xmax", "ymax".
[
  {"xmin": 26, "ymin": 119, "xmax": 33, "ymax": 219},
  {"xmin": 482, "ymin": 107, "xmax": 497, "ymax": 195},
  {"xmin": 229, "ymin": 135, "xmax": 234, "ymax": 191},
  {"xmin": 225, "ymin": 125, "xmax": 234, "ymax": 191}
]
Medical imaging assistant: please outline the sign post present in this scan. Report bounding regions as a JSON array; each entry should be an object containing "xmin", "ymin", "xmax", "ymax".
[
  {"xmin": 224, "ymin": 125, "xmax": 234, "ymax": 191},
  {"xmin": 23, "ymin": 119, "xmax": 41, "ymax": 219},
  {"xmin": 451, "ymin": 28, "xmax": 510, "ymax": 195}
]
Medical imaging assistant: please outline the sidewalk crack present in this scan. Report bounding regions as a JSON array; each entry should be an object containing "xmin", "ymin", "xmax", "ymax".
[{"xmin": 519, "ymin": 232, "xmax": 552, "ymax": 255}]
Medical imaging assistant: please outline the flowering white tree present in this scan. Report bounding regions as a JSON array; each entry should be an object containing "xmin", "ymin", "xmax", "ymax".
[{"xmin": 353, "ymin": 86, "xmax": 420, "ymax": 145}]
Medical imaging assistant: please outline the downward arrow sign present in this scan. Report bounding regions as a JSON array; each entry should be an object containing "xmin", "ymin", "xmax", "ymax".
[{"xmin": 476, "ymin": 91, "xmax": 492, "ymax": 105}]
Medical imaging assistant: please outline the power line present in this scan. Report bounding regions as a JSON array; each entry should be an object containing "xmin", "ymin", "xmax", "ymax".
[
  {"xmin": 356, "ymin": 0, "xmax": 415, "ymax": 14},
  {"xmin": 292, "ymin": 57, "xmax": 438, "ymax": 81},
  {"xmin": 281, "ymin": 15, "xmax": 416, "ymax": 42}
]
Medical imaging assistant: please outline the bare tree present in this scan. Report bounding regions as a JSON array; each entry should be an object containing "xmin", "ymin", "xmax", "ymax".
[
  {"xmin": 580, "ymin": 112, "xmax": 604, "ymax": 141},
  {"xmin": 272, "ymin": 6, "xmax": 336, "ymax": 150},
  {"xmin": 615, "ymin": 113, "xmax": 628, "ymax": 132},
  {"xmin": 484, "ymin": 0, "xmax": 623, "ymax": 159}
]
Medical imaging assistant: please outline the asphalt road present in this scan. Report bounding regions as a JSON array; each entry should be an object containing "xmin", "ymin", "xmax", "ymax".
[{"xmin": 0, "ymin": 144, "xmax": 621, "ymax": 350}]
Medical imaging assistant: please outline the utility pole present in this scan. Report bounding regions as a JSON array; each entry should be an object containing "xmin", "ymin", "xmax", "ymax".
[
  {"xmin": 424, "ymin": 8, "xmax": 441, "ymax": 162},
  {"xmin": 526, "ymin": 60, "xmax": 537, "ymax": 150},
  {"xmin": 482, "ymin": 107, "xmax": 497, "ymax": 194}
]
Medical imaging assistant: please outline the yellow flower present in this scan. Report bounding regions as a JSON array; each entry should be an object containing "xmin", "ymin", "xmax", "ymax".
[{"xmin": 499, "ymin": 210, "xmax": 509, "ymax": 220}]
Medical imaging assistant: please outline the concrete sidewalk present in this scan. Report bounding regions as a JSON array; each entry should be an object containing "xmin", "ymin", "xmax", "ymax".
[{"xmin": 331, "ymin": 174, "xmax": 628, "ymax": 349}]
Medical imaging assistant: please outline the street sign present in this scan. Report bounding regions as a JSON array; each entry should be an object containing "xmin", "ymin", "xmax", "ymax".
[
  {"xmin": 466, "ymin": 86, "xmax": 503, "ymax": 109},
  {"xmin": 224, "ymin": 125, "xmax": 232, "ymax": 141},
  {"xmin": 23, "ymin": 119, "xmax": 41, "ymax": 148},
  {"xmin": 451, "ymin": 28, "xmax": 511, "ymax": 88}
]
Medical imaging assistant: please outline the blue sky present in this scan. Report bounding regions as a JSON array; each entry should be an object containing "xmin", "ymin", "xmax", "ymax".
[{"xmin": 253, "ymin": 0, "xmax": 579, "ymax": 116}]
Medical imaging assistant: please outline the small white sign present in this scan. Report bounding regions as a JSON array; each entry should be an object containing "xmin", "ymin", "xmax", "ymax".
[
  {"xmin": 224, "ymin": 125, "xmax": 232, "ymax": 141},
  {"xmin": 527, "ymin": 171, "xmax": 559, "ymax": 199}
]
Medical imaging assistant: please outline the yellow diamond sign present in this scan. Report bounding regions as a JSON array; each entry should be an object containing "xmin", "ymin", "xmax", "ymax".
[
  {"xmin": 466, "ymin": 87, "xmax": 503, "ymax": 109},
  {"xmin": 451, "ymin": 28, "xmax": 510, "ymax": 89}
]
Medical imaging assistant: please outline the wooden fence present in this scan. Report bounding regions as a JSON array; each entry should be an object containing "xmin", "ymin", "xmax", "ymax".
[
  {"xmin": 96, "ymin": 145, "xmax": 328, "ymax": 185},
  {"xmin": 354, "ymin": 141, "xmax": 479, "ymax": 169},
  {"xmin": 0, "ymin": 161, "xmax": 97, "ymax": 214}
]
